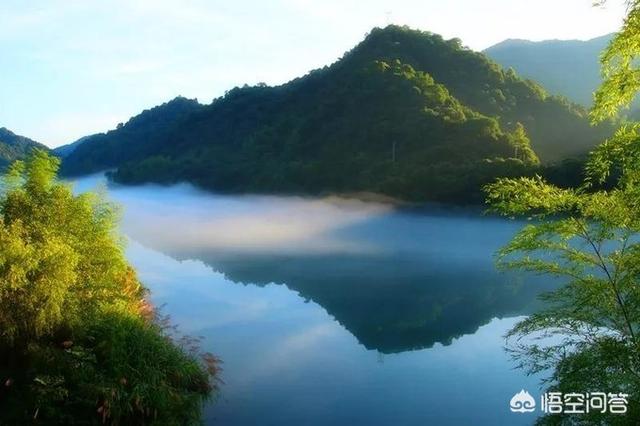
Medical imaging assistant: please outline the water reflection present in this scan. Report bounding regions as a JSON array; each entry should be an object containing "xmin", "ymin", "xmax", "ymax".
[
  {"xmin": 125, "ymin": 242, "xmax": 543, "ymax": 426},
  {"xmin": 73, "ymin": 175, "xmax": 554, "ymax": 354},
  {"xmin": 164, "ymin": 250, "xmax": 553, "ymax": 353},
  {"xmin": 72, "ymin": 176, "xmax": 553, "ymax": 424}
]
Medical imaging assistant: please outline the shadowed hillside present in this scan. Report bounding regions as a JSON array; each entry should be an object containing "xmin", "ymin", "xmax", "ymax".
[
  {"xmin": 0, "ymin": 128, "xmax": 49, "ymax": 170},
  {"xmin": 484, "ymin": 34, "xmax": 613, "ymax": 107},
  {"xmin": 61, "ymin": 26, "xmax": 613, "ymax": 203}
]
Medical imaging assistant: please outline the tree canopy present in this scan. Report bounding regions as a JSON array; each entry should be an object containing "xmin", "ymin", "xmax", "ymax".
[
  {"xmin": 485, "ymin": 3, "xmax": 640, "ymax": 422},
  {"xmin": 592, "ymin": 1, "xmax": 640, "ymax": 123},
  {"xmin": 0, "ymin": 150, "xmax": 217, "ymax": 424}
]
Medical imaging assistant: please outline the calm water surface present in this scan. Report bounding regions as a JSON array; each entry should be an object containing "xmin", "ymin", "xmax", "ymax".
[{"xmin": 74, "ymin": 176, "xmax": 553, "ymax": 425}]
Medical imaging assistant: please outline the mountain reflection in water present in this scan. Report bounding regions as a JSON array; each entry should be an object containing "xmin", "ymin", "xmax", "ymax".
[{"xmin": 74, "ymin": 175, "xmax": 554, "ymax": 354}]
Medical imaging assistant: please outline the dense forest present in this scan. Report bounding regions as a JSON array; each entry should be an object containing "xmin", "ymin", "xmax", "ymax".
[
  {"xmin": 60, "ymin": 26, "xmax": 613, "ymax": 203},
  {"xmin": 0, "ymin": 127, "xmax": 49, "ymax": 170},
  {"xmin": 58, "ymin": 98, "xmax": 202, "ymax": 173}
]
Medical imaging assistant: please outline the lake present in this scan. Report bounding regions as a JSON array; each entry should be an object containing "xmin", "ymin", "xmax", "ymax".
[{"xmin": 74, "ymin": 175, "xmax": 554, "ymax": 425}]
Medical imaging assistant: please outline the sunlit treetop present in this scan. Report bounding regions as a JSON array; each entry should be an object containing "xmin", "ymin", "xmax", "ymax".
[
  {"xmin": 0, "ymin": 149, "xmax": 139, "ymax": 344},
  {"xmin": 592, "ymin": 0, "xmax": 640, "ymax": 122}
]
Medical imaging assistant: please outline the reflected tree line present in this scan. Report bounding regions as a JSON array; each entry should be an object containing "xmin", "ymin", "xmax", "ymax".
[{"xmin": 156, "ymin": 247, "xmax": 556, "ymax": 354}]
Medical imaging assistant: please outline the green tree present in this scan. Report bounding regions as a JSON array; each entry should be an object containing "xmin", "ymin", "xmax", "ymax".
[
  {"xmin": 485, "ymin": 3, "xmax": 640, "ymax": 423},
  {"xmin": 0, "ymin": 150, "xmax": 218, "ymax": 424},
  {"xmin": 510, "ymin": 122, "xmax": 539, "ymax": 164},
  {"xmin": 592, "ymin": 1, "xmax": 640, "ymax": 123}
]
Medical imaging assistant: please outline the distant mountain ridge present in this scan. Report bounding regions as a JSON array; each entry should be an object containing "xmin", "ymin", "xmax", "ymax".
[
  {"xmin": 60, "ymin": 97, "xmax": 202, "ymax": 175},
  {"xmin": 484, "ymin": 34, "xmax": 614, "ymax": 106},
  {"xmin": 0, "ymin": 128, "xmax": 49, "ymax": 170},
  {"xmin": 53, "ymin": 134, "xmax": 101, "ymax": 158},
  {"xmin": 60, "ymin": 26, "xmax": 613, "ymax": 203}
]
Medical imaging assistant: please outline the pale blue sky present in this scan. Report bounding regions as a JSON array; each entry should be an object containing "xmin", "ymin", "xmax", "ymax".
[{"xmin": 0, "ymin": 0, "xmax": 627, "ymax": 147}]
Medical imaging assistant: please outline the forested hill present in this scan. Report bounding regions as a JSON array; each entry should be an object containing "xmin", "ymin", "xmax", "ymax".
[
  {"xmin": 0, "ymin": 128, "xmax": 49, "ymax": 170},
  {"xmin": 484, "ymin": 34, "xmax": 613, "ymax": 107},
  {"xmin": 346, "ymin": 27, "xmax": 611, "ymax": 161},
  {"xmin": 60, "ymin": 26, "xmax": 612, "ymax": 203},
  {"xmin": 59, "ymin": 97, "xmax": 203, "ymax": 175},
  {"xmin": 53, "ymin": 134, "xmax": 101, "ymax": 158}
]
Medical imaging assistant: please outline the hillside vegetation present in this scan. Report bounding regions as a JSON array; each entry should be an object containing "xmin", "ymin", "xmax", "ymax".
[
  {"xmin": 0, "ymin": 128, "xmax": 49, "ymax": 170},
  {"xmin": 61, "ymin": 26, "xmax": 613, "ymax": 203},
  {"xmin": 0, "ymin": 151, "xmax": 218, "ymax": 424}
]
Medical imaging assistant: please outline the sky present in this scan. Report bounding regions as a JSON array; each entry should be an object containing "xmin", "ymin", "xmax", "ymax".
[{"xmin": 0, "ymin": 0, "xmax": 628, "ymax": 147}]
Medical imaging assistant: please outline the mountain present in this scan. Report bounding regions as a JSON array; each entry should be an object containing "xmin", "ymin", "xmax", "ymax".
[
  {"xmin": 61, "ymin": 97, "xmax": 203, "ymax": 175},
  {"xmin": 0, "ymin": 128, "xmax": 49, "ymax": 170},
  {"xmin": 484, "ymin": 34, "xmax": 613, "ymax": 107},
  {"xmin": 61, "ymin": 26, "xmax": 612, "ymax": 203},
  {"xmin": 53, "ymin": 134, "xmax": 100, "ymax": 158}
]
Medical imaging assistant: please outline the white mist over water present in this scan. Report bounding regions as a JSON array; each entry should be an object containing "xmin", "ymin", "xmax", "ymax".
[
  {"xmin": 72, "ymin": 174, "xmax": 526, "ymax": 263},
  {"xmin": 73, "ymin": 174, "xmax": 394, "ymax": 256}
]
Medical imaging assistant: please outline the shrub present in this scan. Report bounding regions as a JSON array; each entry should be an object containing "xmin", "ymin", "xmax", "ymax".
[{"xmin": 0, "ymin": 150, "xmax": 218, "ymax": 424}]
